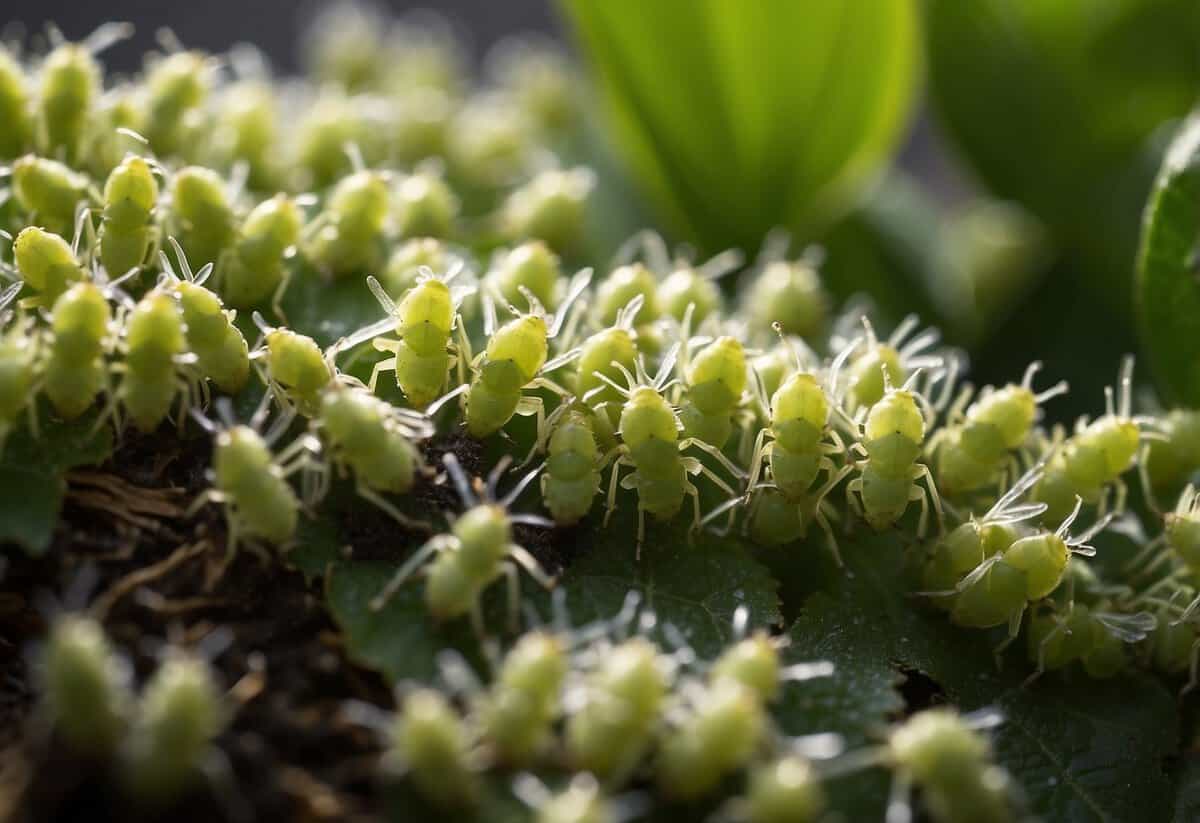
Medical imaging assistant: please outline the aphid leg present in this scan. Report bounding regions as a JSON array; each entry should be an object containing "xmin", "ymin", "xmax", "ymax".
[
  {"xmin": 912, "ymin": 463, "xmax": 945, "ymax": 535},
  {"xmin": 814, "ymin": 500, "xmax": 843, "ymax": 568},
  {"xmin": 1182, "ymin": 638, "xmax": 1200, "ymax": 699},
  {"xmin": 357, "ymin": 484, "xmax": 433, "ymax": 533},
  {"xmin": 744, "ymin": 427, "xmax": 769, "ymax": 491},
  {"xmin": 369, "ymin": 537, "xmax": 445, "ymax": 611},
  {"xmin": 601, "ymin": 451, "xmax": 627, "ymax": 526},
  {"xmin": 1022, "ymin": 614, "xmax": 1066, "ymax": 687},
  {"xmin": 814, "ymin": 465, "xmax": 853, "ymax": 566},
  {"xmin": 681, "ymin": 437, "xmax": 748, "ymax": 481},
  {"xmin": 185, "ymin": 488, "xmax": 226, "ymax": 519},
  {"xmin": 845, "ymin": 477, "xmax": 864, "ymax": 532},
  {"xmin": 884, "ymin": 771, "xmax": 914, "ymax": 823},
  {"xmin": 509, "ymin": 545, "xmax": 555, "ymax": 589},
  {"xmin": 995, "ymin": 606, "xmax": 1026, "ymax": 671},
  {"xmin": 513, "ymin": 394, "xmax": 551, "ymax": 465},
  {"xmin": 683, "ymin": 456, "xmax": 738, "ymax": 533},
  {"xmin": 269, "ymin": 267, "xmax": 294, "ymax": 327},
  {"xmin": 1112, "ymin": 477, "xmax": 1129, "ymax": 517},
  {"xmin": 1121, "ymin": 535, "xmax": 1167, "ymax": 578},
  {"xmin": 367, "ymin": 355, "xmax": 398, "ymax": 395}
]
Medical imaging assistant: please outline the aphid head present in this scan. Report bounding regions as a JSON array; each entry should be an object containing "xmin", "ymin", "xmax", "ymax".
[
  {"xmin": 864, "ymin": 383, "xmax": 925, "ymax": 445},
  {"xmin": 103, "ymin": 153, "xmax": 160, "ymax": 214},
  {"xmin": 847, "ymin": 315, "xmax": 944, "ymax": 410},
  {"xmin": 970, "ymin": 361, "xmax": 1068, "ymax": 449}
]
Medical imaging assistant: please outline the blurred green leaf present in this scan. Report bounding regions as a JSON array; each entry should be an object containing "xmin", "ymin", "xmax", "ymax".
[
  {"xmin": 926, "ymin": 0, "xmax": 1200, "ymax": 318},
  {"xmin": 1137, "ymin": 112, "xmax": 1200, "ymax": 405},
  {"xmin": 779, "ymin": 533, "xmax": 1178, "ymax": 821},
  {"xmin": 0, "ymin": 411, "xmax": 113, "ymax": 555},
  {"xmin": 562, "ymin": 0, "xmax": 921, "ymax": 253}
]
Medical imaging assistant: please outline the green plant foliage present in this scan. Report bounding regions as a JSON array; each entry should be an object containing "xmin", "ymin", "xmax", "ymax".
[
  {"xmin": 780, "ymin": 533, "xmax": 1179, "ymax": 822},
  {"xmin": 0, "ymin": 412, "xmax": 113, "ymax": 553},
  {"xmin": 1137, "ymin": 112, "xmax": 1200, "ymax": 405},
  {"xmin": 562, "ymin": 0, "xmax": 921, "ymax": 253},
  {"xmin": 926, "ymin": 0, "xmax": 1200, "ymax": 316}
]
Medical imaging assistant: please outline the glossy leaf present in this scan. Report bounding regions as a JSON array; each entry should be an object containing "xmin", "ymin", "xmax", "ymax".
[
  {"xmin": 1136, "ymin": 112, "xmax": 1200, "ymax": 405},
  {"xmin": 562, "ymin": 0, "xmax": 921, "ymax": 253}
]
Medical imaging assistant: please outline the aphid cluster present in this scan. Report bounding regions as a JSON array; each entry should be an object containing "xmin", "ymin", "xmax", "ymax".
[
  {"xmin": 39, "ymin": 615, "xmax": 229, "ymax": 806},
  {"xmin": 376, "ymin": 600, "xmax": 1020, "ymax": 823},
  {"xmin": 8, "ymin": 7, "xmax": 1200, "ymax": 821}
]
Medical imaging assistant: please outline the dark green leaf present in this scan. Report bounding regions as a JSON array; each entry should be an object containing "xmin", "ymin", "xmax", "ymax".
[
  {"xmin": 779, "ymin": 533, "xmax": 1178, "ymax": 822},
  {"xmin": 926, "ymin": 0, "xmax": 1200, "ymax": 322},
  {"xmin": 0, "ymin": 412, "xmax": 113, "ymax": 555},
  {"xmin": 1136, "ymin": 112, "xmax": 1200, "ymax": 405}
]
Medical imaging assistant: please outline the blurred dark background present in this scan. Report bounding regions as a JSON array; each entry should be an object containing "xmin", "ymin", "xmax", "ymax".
[{"xmin": 0, "ymin": 0, "xmax": 561, "ymax": 72}]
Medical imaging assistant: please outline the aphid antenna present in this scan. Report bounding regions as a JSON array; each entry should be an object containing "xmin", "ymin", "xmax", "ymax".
[
  {"xmin": 698, "ymin": 246, "xmax": 745, "ymax": 281},
  {"xmin": 756, "ymin": 227, "xmax": 792, "ymax": 266},
  {"xmin": 338, "ymin": 698, "xmax": 393, "ymax": 736},
  {"xmin": 548, "ymin": 267, "xmax": 593, "ymax": 339},
  {"xmin": 0, "ymin": 281, "xmax": 20, "ymax": 314},
  {"xmin": 962, "ymin": 706, "xmax": 1005, "ymax": 732},
  {"xmin": 153, "ymin": 26, "xmax": 186, "ymax": 53},
  {"xmin": 783, "ymin": 731, "xmax": 845, "ymax": 762},
  {"xmin": 982, "ymin": 466, "xmax": 1047, "ymax": 525},
  {"xmin": 614, "ymin": 293, "xmax": 645, "ymax": 332},
  {"xmin": 342, "ymin": 141, "xmax": 367, "ymax": 174},
  {"xmin": 435, "ymin": 648, "xmax": 484, "ymax": 697},
  {"xmin": 188, "ymin": 405, "xmax": 219, "ymax": 435},
  {"xmin": 1170, "ymin": 591, "xmax": 1200, "ymax": 626},
  {"xmin": 442, "ymin": 453, "xmax": 479, "ymax": 508},
  {"xmin": 614, "ymin": 229, "xmax": 670, "ymax": 272}
]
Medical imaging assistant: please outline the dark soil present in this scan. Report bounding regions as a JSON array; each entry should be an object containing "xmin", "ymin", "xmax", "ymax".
[{"xmin": 0, "ymin": 422, "xmax": 450, "ymax": 823}]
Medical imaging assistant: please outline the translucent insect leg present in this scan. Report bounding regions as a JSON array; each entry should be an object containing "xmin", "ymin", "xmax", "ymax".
[
  {"xmin": 1182, "ymin": 637, "xmax": 1200, "ymax": 699},
  {"xmin": 680, "ymin": 437, "xmax": 748, "ymax": 480},
  {"xmin": 885, "ymin": 770, "xmax": 914, "ymax": 823},
  {"xmin": 357, "ymin": 484, "xmax": 433, "ymax": 533},
  {"xmin": 1022, "ymin": 612, "xmax": 1068, "ymax": 687},
  {"xmin": 509, "ymin": 545, "xmax": 555, "ymax": 590},
  {"xmin": 1122, "ymin": 535, "xmax": 1169, "ymax": 578},
  {"xmin": 739, "ymin": 429, "xmax": 768, "ymax": 494},
  {"xmin": 814, "ymin": 499, "xmax": 844, "ymax": 568},
  {"xmin": 994, "ymin": 605, "xmax": 1027, "ymax": 671},
  {"xmin": 601, "ymin": 451, "xmax": 629, "ymax": 527},
  {"xmin": 912, "ymin": 463, "xmax": 945, "ymax": 536},
  {"xmin": 369, "ymin": 537, "xmax": 448, "ymax": 611}
]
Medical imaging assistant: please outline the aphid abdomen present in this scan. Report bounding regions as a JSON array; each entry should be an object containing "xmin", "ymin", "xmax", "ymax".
[
  {"xmin": 487, "ymin": 316, "xmax": 549, "ymax": 383},
  {"xmin": 487, "ymin": 240, "xmax": 560, "ymax": 310},
  {"xmin": 264, "ymin": 330, "xmax": 332, "ymax": 415},
  {"xmin": 223, "ymin": 195, "xmax": 303, "ymax": 308},
  {"xmin": 749, "ymin": 488, "xmax": 805, "ymax": 545},
  {"xmin": 479, "ymin": 632, "xmax": 566, "ymax": 762},
  {"xmin": 321, "ymin": 388, "xmax": 418, "ymax": 491},
  {"xmin": 576, "ymin": 327, "xmax": 636, "ymax": 418},
  {"xmin": 41, "ymin": 616, "xmax": 131, "ymax": 754},
  {"xmin": 1001, "ymin": 533, "xmax": 1068, "ymax": 600},
  {"xmin": 629, "ymin": 439, "xmax": 687, "ymax": 518},
  {"xmin": 0, "ymin": 336, "xmax": 35, "ymax": 433},
  {"xmin": 934, "ymin": 426, "xmax": 1000, "ymax": 497},
  {"xmin": 424, "ymin": 552, "xmax": 478, "ymax": 619},
  {"xmin": 860, "ymin": 466, "xmax": 913, "ymax": 530},
  {"xmin": 121, "ymin": 292, "xmax": 186, "ymax": 431},
  {"xmin": 45, "ymin": 283, "xmax": 110, "ymax": 419},
  {"xmin": 177, "ymin": 283, "xmax": 249, "ymax": 393},
  {"xmin": 170, "ymin": 167, "xmax": 237, "ymax": 270},
  {"xmin": 1146, "ymin": 410, "xmax": 1200, "ymax": 497},
  {"xmin": 394, "ymin": 689, "xmax": 477, "ymax": 808},
  {"xmin": 12, "ymin": 155, "xmax": 89, "ymax": 235},
  {"xmin": 949, "ymin": 560, "xmax": 1027, "ymax": 628},
  {"xmin": 214, "ymin": 428, "xmax": 298, "ymax": 546},
  {"xmin": 143, "ymin": 52, "xmax": 210, "ymax": 157},
  {"xmin": 394, "ymin": 343, "xmax": 451, "ymax": 407},
  {"xmin": 769, "ymin": 444, "xmax": 821, "ymax": 500},
  {"xmin": 922, "ymin": 522, "xmax": 1018, "ymax": 610},
  {"xmin": 38, "ymin": 45, "xmax": 98, "ymax": 161},
  {"xmin": 544, "ymin": 411, "xmax": 601, "ymax": 525},
  {"xmin": 658, "ymin": 680, "xmax": 766, "ymax": 799},
  {"xmin": 0, "ymin": 51, "xmax": 30, "ymax": 159},
  {"xmin": 847, "ymin": 345, "xmax": 903, "ymax": 410},
  {"xmin": 466, "ymin": 360, "xmax": 525, "ymax": 437},
  {"xmin": 566, "ymin": 638, "xmax": 667, "ymax": 778},
  {"xmin": 99, "ymin": 155, "xmax": 158, "ymax": 277},
  {"xmin": 1075, "ymin": 416, "xmax": 1140, "ymax": 479}
]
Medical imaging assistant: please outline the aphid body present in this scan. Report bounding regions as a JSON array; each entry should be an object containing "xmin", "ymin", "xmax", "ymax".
[
  {"xmin": 929, "ymin": 362, "xmax": 1067, "ymax": 499},
  {"xmin": 159, "ymin": 240, "xmax": 249, "ymax": 394},
  {"xmin": 42, "ymin": 281, "xmax": 111, "ymax": 419},
  {"xmin": 476, "ymin": 630, "xmax": 567, "ymax": 763},
  {"xmin": 252, "ymin": 315, "xmax": 334, "ymax": 416},
  {"xmin": 168, "ymin": 166, "xmax": 237, "ymax": 273},
  {"xmin": 12, "ymin": 154, "xmax": 91, "ymax": 236},
  {"xmin": 13, "ymin": 225, "xmax": 86, "ymax": 308},
  {"xmin": 42, "ymin": 616, "xmax": 132, "ymax": 753},
  {"xmin": 98, "ymin": 154, "xmax": 159, "ymax": 279},
  {"xmin": 118, "ymin": 288, "xmax": 189, "ymax": 431},
  {"xmin": 846, "ymin": 375, "xmax": 943, "ymax": 535},
  {"xmin": 541, "ymin": 405, "xmax": 603, "ymax": 526},
  {"xmin": 221, "ymin": 193, "xmax": 303, "ymax": 309},
  {"xmin": 305, "ymin": 168, "xmax": 391, "ymax": 278},
  {"xmin": 370, "ymin": 455, "xmax": 554, "ymax": 633},
  {"xmin": 391, "ymin": 688, "xmax": 478, "ymax": 808}
]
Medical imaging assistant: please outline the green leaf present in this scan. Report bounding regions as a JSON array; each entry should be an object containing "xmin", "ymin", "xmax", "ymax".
[
  {"xmin": 778, "ymin": 533, "xmax": 1178, "ymax": 822},
  {"xmin": 1136, "ymin": 112, "xmax": 1200, "ymax": 405},
  {"xmin": 561, "ymin": 0, "xmax": 921, "ymax": 253},
  {"xmin": 926, "ymin": 0, "xmax": 1200, "ymax": 320},
  {"xmin": 529, "ymin": 509, "xmax": 782, "ymax": 660},
  {"xmin": 0, "ymin": 411, "xmax": 113, "ymax": 555}
]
